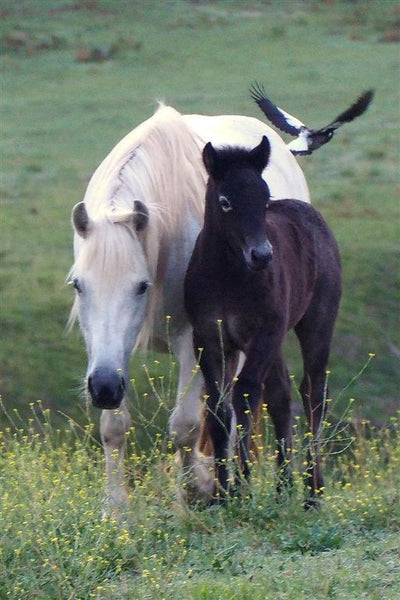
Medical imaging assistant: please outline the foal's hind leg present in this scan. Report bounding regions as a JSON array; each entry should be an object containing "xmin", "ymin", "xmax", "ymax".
[
  {"xmin": 262, "ymin": 356, "xmax": 293, "ymax": 495},
  {"xmin": 100, "ymin": 399, "xmax": 131, "ymax": 513},
  {"xmin": 295, "ymin": 317, "xmax": 336, "ymax": 507}
]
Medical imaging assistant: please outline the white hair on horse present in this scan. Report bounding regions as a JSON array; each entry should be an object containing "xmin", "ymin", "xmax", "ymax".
[
  {"xmin": 69, "ymin": 219, "xmax": 143, "ymax": 285},
  {"xmin": 69, "ymin": 104, "xmax": 207, "ymax": 347}
]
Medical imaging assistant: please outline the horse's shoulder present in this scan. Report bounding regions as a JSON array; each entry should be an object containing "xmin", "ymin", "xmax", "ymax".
[
  {"xmin": 269, "ymin": 199, "xmax": 324, "ymax": 225},
  {"xmin": 268, "ymin": 200, "xmax": 339, "ymax": 268}
]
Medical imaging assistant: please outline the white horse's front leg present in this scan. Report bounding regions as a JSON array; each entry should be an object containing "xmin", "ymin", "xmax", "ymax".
[
  {"xmin": 100, "ymin": 399, "xmax": 130, "ymax": 512},
  {"xmin": 169, "ymin": 328, "xmax": 214, "ymax": 503}
]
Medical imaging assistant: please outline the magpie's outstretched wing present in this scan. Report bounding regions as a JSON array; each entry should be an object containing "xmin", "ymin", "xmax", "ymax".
[
  {"xmin": 249, "ymin": 81, "xmax": 305, "ymax": 137},
  {"xmin": 318, "ymin": 89, "xmax": 374, "ymax": 133}
]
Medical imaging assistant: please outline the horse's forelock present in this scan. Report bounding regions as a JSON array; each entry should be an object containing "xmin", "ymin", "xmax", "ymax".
[
  {"xmin": 108, "ymin": 209, "xmax": 135, "ymax": 224},
  {"xmin": 70, "ymin": 219, "xmax": 147, "ymax": 286}
]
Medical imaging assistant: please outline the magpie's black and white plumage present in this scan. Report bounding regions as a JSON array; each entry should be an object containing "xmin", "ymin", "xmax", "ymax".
[{"xmin": 250, "ymin": 82, "xmax": 374, "ymax": 155}]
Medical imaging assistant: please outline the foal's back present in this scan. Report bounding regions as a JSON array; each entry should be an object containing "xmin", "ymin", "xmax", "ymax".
[{"xmin": 261, "ymin": 199, "xmax": 341, "ymax": 327}]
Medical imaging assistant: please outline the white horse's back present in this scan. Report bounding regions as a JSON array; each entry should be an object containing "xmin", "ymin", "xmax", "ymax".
[
  {"xmin": 82, "ymin": 105, "xmax": 309, "ymax": 222},
  {"xmin": 184, "ymin": 112, "xmax": 310, "ymax": 203}
]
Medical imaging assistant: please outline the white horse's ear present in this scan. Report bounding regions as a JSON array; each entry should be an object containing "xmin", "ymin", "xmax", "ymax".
[
  {"xmin": 72, "ymin": 202, "xmax": 91, "ymax": 238},
  {"xmin": 249, "ymin": 136, "xmax": 271, "ymax": 174},
  {"xmin": 133, "ymin": 200, "xmax": 149, "ymax": 232},
  {"xmin": 203, "ymin": 141, "xmax": 218, "ymax": 176}
]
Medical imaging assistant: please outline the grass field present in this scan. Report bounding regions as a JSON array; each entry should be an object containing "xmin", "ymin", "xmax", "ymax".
[
  {"xmin": 1, "ymin": 408, "xmax": 399, "ymax": 599},
  {"xmin": 1, "ymin": 1, "xmax": 399, "ymax": 598},
  {"xmin": 1, "ymin": 0, "xmax": 399, "ymax": 430}
]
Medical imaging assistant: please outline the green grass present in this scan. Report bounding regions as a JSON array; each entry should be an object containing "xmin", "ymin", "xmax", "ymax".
[
  {"xmin": 1, "ymin": 408, "xmax": 399, "ymax": 599},
  {"xmin": 1, "ymin": 0, "xmax": 399, "ymax": 430},
  {"xmin": 1, "ymin": 3, "xmax": 399, "ymax": 598}
]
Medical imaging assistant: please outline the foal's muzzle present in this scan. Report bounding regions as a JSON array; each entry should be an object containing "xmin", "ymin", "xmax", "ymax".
[
  {"xmin": 88, "ymin": 367, "xmax": 125, "ymax": 410},
  {"xmin": 246, "ymin": 242, "xmax": 273, "ymax": 271}
]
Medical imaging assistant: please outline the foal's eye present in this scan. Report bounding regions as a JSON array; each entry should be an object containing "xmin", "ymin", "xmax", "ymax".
[
  {"xmin": 219, "ymin": 195, "xmax": 232, "ymax": 212},
  {"xmin": 137, "ymin": 281, "xmax": 149, "ymax": 296}
]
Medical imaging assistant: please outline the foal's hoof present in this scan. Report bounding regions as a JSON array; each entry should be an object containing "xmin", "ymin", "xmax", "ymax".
[
  {"xmin": 209, "ymin": 494, "xmax": 227, "ymax": 506},
  {"xmin": 209, "ymin": 481, "xmax": 241, "ymax": 506},
  {"xmin": 303, "ymin": 497, "xmax": 322, "ymax": 511}
]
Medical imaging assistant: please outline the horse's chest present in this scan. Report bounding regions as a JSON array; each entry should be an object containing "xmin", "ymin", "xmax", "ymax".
[
  {"xmin": 188, "ymin": 262, "xmax": 271, "ymax": 350},
  {"xmin": 216, "ymin": 279, "xmax": 267, "ymax": 348}
]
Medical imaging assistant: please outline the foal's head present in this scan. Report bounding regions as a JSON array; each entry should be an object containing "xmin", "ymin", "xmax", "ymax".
[{"xmin": 203, "ymin": 136, "xmax": 273, "ymax": 271}]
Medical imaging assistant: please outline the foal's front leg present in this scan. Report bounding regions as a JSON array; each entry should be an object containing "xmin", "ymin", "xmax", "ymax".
[
  {"xmin": 232, "ymin": 375, "xmax": 263, "ymax": 481},
  {"xmin": 232, "ymin": 332, "xmax": 284, "ymax": 482},
  {"xmin": 196, "ymin": 336, "xmax": 237, "ymax": 499}
]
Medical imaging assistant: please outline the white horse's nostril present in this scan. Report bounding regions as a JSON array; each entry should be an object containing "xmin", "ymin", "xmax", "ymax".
[{"xmin": 88, "ymin": 368, "xmax": 125, "ymax": 410}]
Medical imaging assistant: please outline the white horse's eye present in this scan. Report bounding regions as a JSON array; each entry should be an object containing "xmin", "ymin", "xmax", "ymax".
[
  {"xmin": 72, "ymin": 278, "xmax": 83, "ymax": 294},
  {"xmin": 137, "ymin": 281, "xmax": 149, "ymax": 296},
  {"xmin": 219, "ymin": 195, "xmax": 232, "ymax": 212}
]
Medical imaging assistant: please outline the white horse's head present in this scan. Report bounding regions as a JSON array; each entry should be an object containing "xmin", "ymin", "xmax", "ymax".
[{"xmin": 69, "ymin": 200, "xmax": 150, "ymax": 409}]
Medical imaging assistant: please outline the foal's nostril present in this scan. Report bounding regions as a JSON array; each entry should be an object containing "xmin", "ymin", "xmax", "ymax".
[{"xmin": 250, "ymin": 246, "xmax": 273, "ymax": 270}]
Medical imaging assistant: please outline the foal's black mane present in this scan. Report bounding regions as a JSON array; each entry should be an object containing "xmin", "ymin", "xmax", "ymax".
[
  {"xmin": 211, "ymin": 145, "xmax": 256, "ymax": 166},
  {"xmin": 206, "ymin": 144, "xmax": 267, "ymax": 177}
]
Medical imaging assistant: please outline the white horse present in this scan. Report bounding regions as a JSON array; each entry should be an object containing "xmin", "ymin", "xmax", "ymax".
[{"xmin": 69, "ymin": 104, "xmax": 310, "ymax": 508}]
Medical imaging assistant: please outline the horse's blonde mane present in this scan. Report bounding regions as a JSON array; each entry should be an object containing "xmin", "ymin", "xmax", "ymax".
[{"xmin": 70, "ymin": 104, "xmax": 207, "ymax": 347}]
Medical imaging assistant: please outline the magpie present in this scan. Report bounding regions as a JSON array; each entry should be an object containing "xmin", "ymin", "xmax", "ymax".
[{"xmin": 250, "ymin": 82, "xmax": 374, "ymax": 155}]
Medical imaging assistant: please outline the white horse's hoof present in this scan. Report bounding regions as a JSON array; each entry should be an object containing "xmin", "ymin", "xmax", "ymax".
[
  {"xmin": 176, "ymin": 452, "xmax": 214, "ymax": 504},
  {"xmin": 101, "ymin": 487, "xmax": 129, "ymax": 519}
]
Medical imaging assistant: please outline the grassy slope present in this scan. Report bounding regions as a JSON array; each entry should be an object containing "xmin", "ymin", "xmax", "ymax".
[
  {"xmin": 1, "ymin": 416, "xmax": 399, "ymax": 599},
  {"xmin": 1, "ymin": 4, "xmax": 399, "ymax": 598},
  {"xmin": 1, "ymin": 0, "xmax": 399, "ymax": 432}
]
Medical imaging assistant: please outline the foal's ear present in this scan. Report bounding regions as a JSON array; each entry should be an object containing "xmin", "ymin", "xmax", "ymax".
[
  {"xmin": 202, "ymin": 141, "xmax": 218, "ymax": 176},
  {"xmin": 249, "ymin": 136, "xmax": 271, "ymax": 174},
  {"xmin": 133, "ymin": 200, "xmax": 149, "ymax": 232},
  {"xmin": 72, "ymin": 202, "xmax": 91, "ymax": 238}
]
